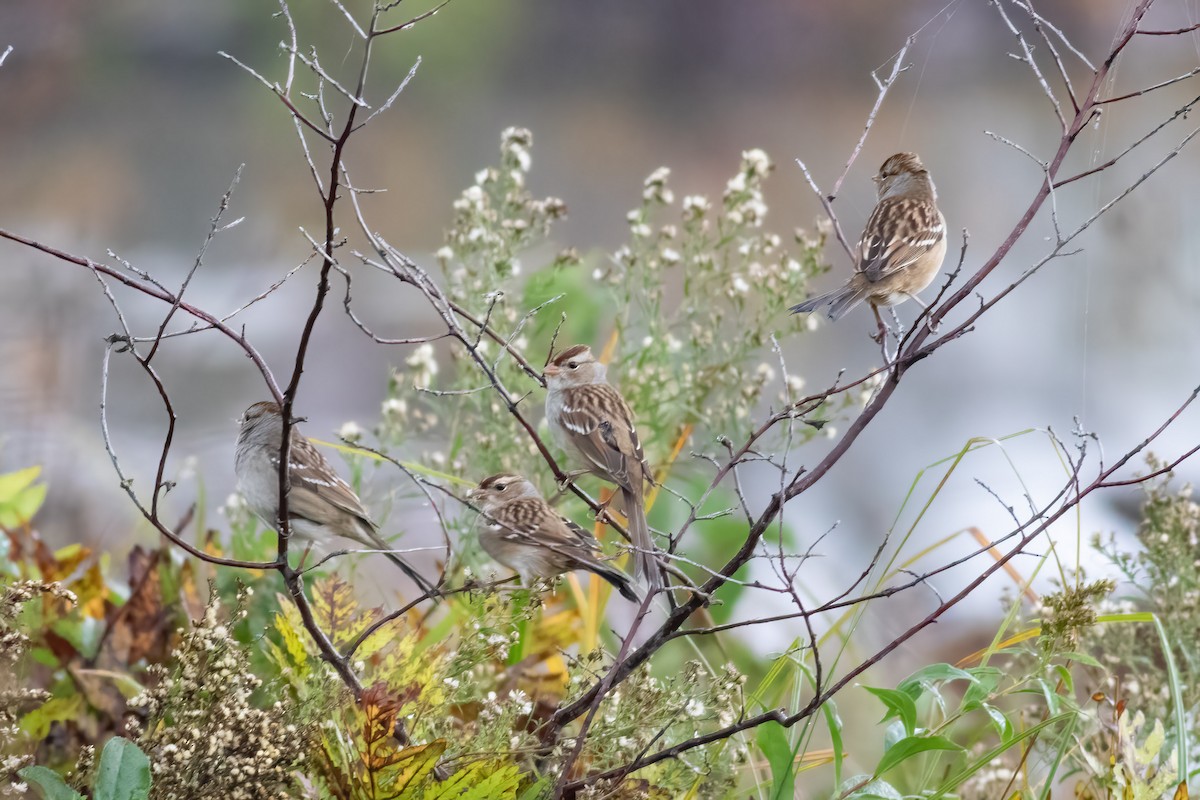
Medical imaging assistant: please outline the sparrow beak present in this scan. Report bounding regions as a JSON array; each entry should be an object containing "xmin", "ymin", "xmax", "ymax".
[
  {"xmin": 466, "ymin": 487, "xmax": 481, "ymax": 501},
  {"xmin": 543, "ymin": 364, "xmax": 561, "ymax": 378}
]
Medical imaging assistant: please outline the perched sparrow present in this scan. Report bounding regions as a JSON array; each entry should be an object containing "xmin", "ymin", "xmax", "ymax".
[
  {"xmin": 468, "ymin": 473, "xmax": 639, "ymax": 602},
  {"xmin": 543, "ymin": 345, "xmax": 662, "ymax": 593},
  {"xmin": 790, "ymin": 152, "xmax": 947, "ymax": 329},
  {"xmin": 234, "ymin": 401, "xmax": 437, "ymax": 597}
]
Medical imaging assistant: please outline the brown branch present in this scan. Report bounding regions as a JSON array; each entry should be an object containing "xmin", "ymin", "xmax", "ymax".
[
  {"xmin": 565, "ymin": 378, "xmax": 1199, "ymax": 790},
  {"xmin": 1137, "ymin": 22, "xmax": 1200, "ymax": 35}
]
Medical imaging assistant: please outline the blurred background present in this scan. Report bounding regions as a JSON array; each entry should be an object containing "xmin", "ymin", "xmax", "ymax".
[{"xmin": 2, "ymin": 0, "xmax": 1199, "ymax": 689}]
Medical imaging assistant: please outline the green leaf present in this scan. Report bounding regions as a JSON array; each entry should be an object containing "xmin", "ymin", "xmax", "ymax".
[
  {"xmin": 1035, "ymin": 677, "xmax": 1062, "ymax": 715},
  {"xmin": 897, "ymin": 663, "xmax": 977, "ymax": 698},
  {"xmin": 756, "ymin": 721, "xmax": 796, "ymax": 799},
  {"xmin": 1052, "ymin": 664, "xmax": 1074, "ymax": 694},
  {"xmin": 93, "ymin": 737, "xmax": 151, "ymax": 800},
  {"xmin": 823, "ymin": 699, "xmax": 845, "ymax": 788},
  {"xmin": 864, "ymin": 686, "xmax": 918, "ymax": 737},
  {"xmin": 17, "ymin": 766, "xmax": 85, "ymax": 800},
  {"xmin": 873, "ymin": 735, "xmax": 962, "ymax": 777},
  {"xmin": 981, "ymin": 703, "xmax": 1013, "ymax": 741},
  {"xmin": 1060, "ymin": 650, "xmax": 1104, "ymax": 669},
  {"xmin": 929, "ymin": 712, "xmax": 1076, "ymax": 799},
  {"xmin": 422, "ymin": 760, "xmax": 521, "ymax": 800},
  {"xmin": 516, "ymin": 777, "xmax": 553, "ymax": 800},
  {"xmin": 961, "ymin": 666, "xmax": 1002, "ymax": 711},
  {"xmin": 747, "ymin": 640, "xmax": 801, "ymax": 710},
  {"xmin": 838, "ymin": 775, "xmax": 903, "ymax": 800},
  {"xmin": 20, "ymin": 695, "xmax": 83, "ymax": 739}
]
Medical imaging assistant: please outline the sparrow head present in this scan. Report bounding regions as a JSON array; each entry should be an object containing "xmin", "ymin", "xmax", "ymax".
[
  {"xmin": 468, "ymin": 472, "xmax": 539, "ymax": 509},
  {"xmin": 239, "ymin": 401, "xmax": 282, "ymax": 428},
  {"xmin": 543, "ymin": 344, "xmax": 605, "ymax": 388},
  {"xmin": 873, "ymin": 152, "xmax": 934, "ymax": 199}
]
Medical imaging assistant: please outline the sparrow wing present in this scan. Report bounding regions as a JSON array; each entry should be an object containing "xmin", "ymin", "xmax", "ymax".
[
  {"xmin": 558, "ymin": 385, "xmax": 646, "ymax": 492},
  {"xmin": 488, "ymin": 498, "xmax": 587, "ymax": 549},
  {"xmin": 273, "ymin": 434, "xmax": 376, "ymax": 534},
  {"xmin": 857, "ymin": 196, "xmax": 945, "ymax": 283}
]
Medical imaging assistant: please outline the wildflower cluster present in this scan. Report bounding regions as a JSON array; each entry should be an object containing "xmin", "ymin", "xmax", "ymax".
[
  {"xmin": 561, "ymin": 659, "xmax": 747, "ymax": 795},
  {"xmin": 1036, "ymin": 577, "xmax": 1115, "ymax": 655},
  {"xmin": 1085, "ymin": 466, "xmax": 1200, "ymax": 752},
  {"xmin": 1, "ymin": 581, "xmax": 75, "ymax": 797},
  {"xmin": 419, "ymin": 591, "xmax": 547, "ymax": 760},
  {"xmin": 601, "ymin": 149, "xmax": 838, "ymax": 440},
  {"xmin": 439, "ymin": 126, "xmax": 570, "ymax": 306},
  {"xmin": 128, "ymin": 587, "xmax": 308, "ymax": 800}
]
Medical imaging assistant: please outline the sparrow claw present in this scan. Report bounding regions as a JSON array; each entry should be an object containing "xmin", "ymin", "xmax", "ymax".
[{"xmin": 556, "ymin": 469, "xmax": 589, "ymax": 492}]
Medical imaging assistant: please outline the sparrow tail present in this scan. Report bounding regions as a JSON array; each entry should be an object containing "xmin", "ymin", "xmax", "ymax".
[
  {"xmin": 592, "ymin": 564, "xmax": 641, "ymax": 603},
  {"xmin": 790, "ymin": 284, "xmax": 866, "ymax": 320},
  {"xmin": 623, "ymin": 487, "xmax": 663, "ymax": 595},
  {"xmin": 365, "ymin": 528, "xmax": 441, "ymax": 601}
]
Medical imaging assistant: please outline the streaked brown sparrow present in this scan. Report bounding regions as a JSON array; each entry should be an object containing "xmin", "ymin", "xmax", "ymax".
[
  {"xmin": 790, "ymin": 152, "xmax": 947, "ymax": 331},
  {"xmin": 234, "ymin": 401, "xmax": 437, "ymax": 596},
  {"xmin": 543, "ymin": 345, "xmax": 662, "ymax": 593},
  {"xmin": 467, "ymin": 473, "xmax": 639, "ymax": 602}
]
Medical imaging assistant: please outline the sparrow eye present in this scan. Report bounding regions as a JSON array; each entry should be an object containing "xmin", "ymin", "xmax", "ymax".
[
  {"xmin": 495, "ymin": 483, "xmax": 507, "ymax": 492},
  {"xmin": 568, "ymin": 361, "xmax": 578, "ymax": 370}
]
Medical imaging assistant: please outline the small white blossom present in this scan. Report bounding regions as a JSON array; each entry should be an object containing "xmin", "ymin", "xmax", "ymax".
[
  {"xmin": 731, "ymin": 274, "xmax": 750, "ymax": 294},
  {"xmin": 406, "ymin": 343, "xmax": 440, "ymax": 378},
  {"xmin": 683, "ymin": 194, "xmax": 711, "ymax": 216},
  {"xmin": 644, "ymin": 166, "xmax": 670, "ymax": 186},
  {"xmin": 382, "ymin": 397, "xmax": 408, "ymax": 418},
  {"xmin": 337, "ymin": 421, "xmax": 363, "ymax": 442},
  {"xmin": 742, "ymin": 148, "xmax": 772, "ymax": 177}
]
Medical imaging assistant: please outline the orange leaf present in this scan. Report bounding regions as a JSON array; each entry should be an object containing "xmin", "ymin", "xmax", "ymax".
[{"xmin": 106, "ymin": 547, "xmax": 171, "ymax": 664}]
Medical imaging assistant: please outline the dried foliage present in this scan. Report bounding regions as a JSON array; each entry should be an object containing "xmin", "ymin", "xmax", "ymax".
[{"xmin": 128, "ymin": 587, "xmax": 310, "ymax": 800}]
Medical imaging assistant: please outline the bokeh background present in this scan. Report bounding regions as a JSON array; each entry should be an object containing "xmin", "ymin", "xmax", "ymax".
[{"xmin": 2, "ymin": 0, "xmax": 1199, "ymax": 686}]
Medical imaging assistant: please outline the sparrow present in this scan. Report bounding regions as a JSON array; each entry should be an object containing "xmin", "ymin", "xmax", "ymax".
[
  {"xmin": 790, "ymin": 152, "xmax": 947, "ymax": 332},
  {"xmin": 543, "ymin": 344, "xmax": 662, "ymax": 593},
  {"xmin": 468, "ymin": 473, "xmax": 639, "ymax": 602},
  {"xmin": 234, "ymin": 401, "xmax": 438, "ymax": 597}
]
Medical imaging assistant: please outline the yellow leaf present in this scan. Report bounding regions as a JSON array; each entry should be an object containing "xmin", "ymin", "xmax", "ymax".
[
  {"xmin": 273, "ymin": 601, "xmax": 314, "ymax": 679},
  {"xmin": 313, "ymin": 577, "xmax": 369, "ymax": 649},
  {"xmin": 70, "ymin": 563, "xmax": 109, "ymax": 620},
  {"xmin": 177, "ymin": 560, "xmax": 206, "ymax": 622},
  {"xmin": 387, "ymin": 740, "xmax": 448, "ymax": 792}
]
